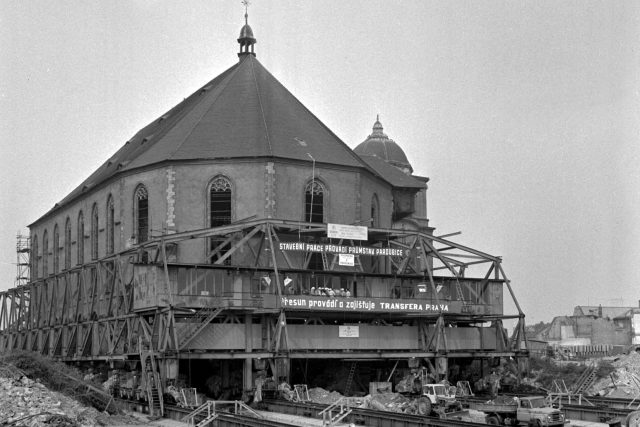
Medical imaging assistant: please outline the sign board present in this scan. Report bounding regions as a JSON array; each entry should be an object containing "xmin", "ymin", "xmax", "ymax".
[
  {"xmin": 339, "ymin": 254, "xmax": 355, "ymax": 266},
  {"xmin": 280, "ymin": 295, "xmax": 459, "ymax": 314},
  {"xmin": 278, "ymin": 242, "xmax": 409, "ymax": 257},
  {"xmin": 339, "ymin": 325, "xmax": 360, "ymax": 338},
  {"xmin": 328, "ymin": 223, "xmax": 368, "ymax": 241}
]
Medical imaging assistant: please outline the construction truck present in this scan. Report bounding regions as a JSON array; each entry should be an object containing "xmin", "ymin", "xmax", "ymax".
[
  {"xmin": 472, "ymin": 396, "xmax": 566, "ymax": 426},
  {"xmin": 394, "ymin": 369, "xmax": 465, "ymax": 417}
]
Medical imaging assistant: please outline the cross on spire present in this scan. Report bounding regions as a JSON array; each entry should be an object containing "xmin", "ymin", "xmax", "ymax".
[
  {"xmin": 242, "ymin": 0, "xmax": 250, "ymax": 23},
  {"xmin": 238, "ymin": 0, "xmax": 256, "ymax": 58}
]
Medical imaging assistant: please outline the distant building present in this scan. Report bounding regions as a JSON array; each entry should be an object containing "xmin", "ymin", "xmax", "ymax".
[{"xmin": 537, "ymin": 304, "xmax": 640, "ymax": 352}]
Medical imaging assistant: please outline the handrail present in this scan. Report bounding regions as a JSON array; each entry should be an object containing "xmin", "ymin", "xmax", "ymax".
[
  {"xmin": 183, "ymin": 400, "xmax": 264, "ymax": 426},
  {"xmin": 319, "ymin": 397, "xmax": 354, "ymax": 427}
]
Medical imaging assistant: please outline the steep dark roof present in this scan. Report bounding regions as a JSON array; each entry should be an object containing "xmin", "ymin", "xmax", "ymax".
[
  {"xmin": 49, "ymin": 55, "xmax": 372, "ymax": 215},
  {"xmin": 358, "ymin": 155, "xmax": 425, "ymax": 189}
]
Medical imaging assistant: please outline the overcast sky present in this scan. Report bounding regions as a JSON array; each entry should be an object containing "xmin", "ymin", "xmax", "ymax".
[{"xmin": 1, "ymin": 1, "xmax": 639, "ymax": 324}]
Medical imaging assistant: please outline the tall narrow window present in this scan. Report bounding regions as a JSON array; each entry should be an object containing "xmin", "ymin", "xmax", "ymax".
[
  {"xmin": 77, "ymin": 211, "xmax": 84, "ymax": 265},
  {"xmin": 91, "ymin": 203, "xmax": 99, "ymax": 260},
  {"xmin": 53, "ymin": 224, "xmax": 60, "ymax": 274},
  {"xmin": 134, "ymin": 185, "xmax": 149, "ymax": 243},
  {"xmin": 210, "ymin": 177, "xmax": 232, "ymax": 227},
  {"xmin": 64, "ymin": 218, "xmax": 71, "ymax": 269},
  {"xmin": 42, "ymin": 230, "xmax": 49, "ymax": 277},
  {"xmin": 32, "ymin": 235, "xmax": 39, "ymax": 279},
  {"xmin": 106, "ymin": 195, "xmax": 114, "ymax": 254},
  {"xmin": 305, "ymin": 181, "xmax": 325, "ymax": 223},
  {"xmin": 209, "ymin": 176, "xmax": 232, "ymax": 264},
  {"xmin": 371, "ymin": 194, "xmax": 379, "ymax": 228}
]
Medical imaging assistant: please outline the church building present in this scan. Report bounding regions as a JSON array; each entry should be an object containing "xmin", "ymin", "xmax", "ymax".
[{"xmin": 0, "ymin": 11, "xmax": 527, "ymax": 411}]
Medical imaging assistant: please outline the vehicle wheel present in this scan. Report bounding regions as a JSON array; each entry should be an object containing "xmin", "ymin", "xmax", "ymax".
[
  {"xmin": 417, "ymin": 397, "xmax": 432, "ymax": 416},
  {"xmin": 626, "ymin": 410, "xmax": 640, "ymax": 427},
  {"xmin": 487, "ymin": 416, "xmax": 501, "ymax": 425}
]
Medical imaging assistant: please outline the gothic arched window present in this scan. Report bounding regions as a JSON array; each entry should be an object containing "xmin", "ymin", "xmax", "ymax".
[
  {"xmin": 106, "ymin": 195, "xmax": 114, "ymax": 254},
  {"xmin": 64, "ymin": 218, "xmax": 71, "ymax": 270},
  {"xmin": 77, "ymin": 211, "xmax": 84, "ymax": 265},
  {"xmin": 305, "ymin": 180, "xmax": 325, "ymax": 223},
  {"xmin": 42, "ymin": 230, "xmax": 49, "ymax": 277},
  {"xmin": 209, "ymin": 176, "xmax": 232, "ymax": 265},
  {"xmin": 91, "ymin": 203, "xmax": 99, "ymax": 260},
  {"xmin": 53, "ymin": 224, "xmax": 60, "ymax": 274},
  {"xmin": 32, "ymin": 235, "xmax": 39, "ymax": 279},
  {"xmin": 209, "ymin": 176, "xmax": 232, "ymax": 227},
  {"xmin": 134, "ymin": 185, "xmax": 149, "ymax": 243},
  {"xmin": 371, "ymin": 194, "xmax": 380, "ymax": 228}
]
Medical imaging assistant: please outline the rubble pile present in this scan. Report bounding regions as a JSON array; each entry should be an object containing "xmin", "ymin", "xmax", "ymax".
[
  {"xmin": 0, "ymin": 363, "xmax": 146, "ymax": 426},
  {"xmin": 307, "ymin": 387, "xmax": 344, "ymax": 404},
  {"xmin": 0, "ymin": 372, "xmax": 101, "ymax": 426},
  {"xmin": 366, "ymin": 392, "xmax": 414, "ymax": 412},
  {"xmin": 591, "ymin": 352, "xmax": 640, "ymax": 397}
]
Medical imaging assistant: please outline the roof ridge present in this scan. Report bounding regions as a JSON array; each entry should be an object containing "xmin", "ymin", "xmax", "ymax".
[
  {"xmin": 248, "ymin": 56, "xmax": 273, "ymax": 156},
  {"xmin": 250, "ymin": 58, "xmax": 373, "ymax": 171},
  {"xmin": 164, "ymin": 59, "xmax": 248, "ymax": 160}
]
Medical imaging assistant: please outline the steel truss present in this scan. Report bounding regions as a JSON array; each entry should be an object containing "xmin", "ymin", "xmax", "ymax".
[{"xmin": 0, "ymin": 218, "xmax": 528, "ymax": 368}]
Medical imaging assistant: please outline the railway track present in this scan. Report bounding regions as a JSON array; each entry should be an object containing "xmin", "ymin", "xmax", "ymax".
[
  {"xmin": 461, "ymin": 394, "xmax": 635, "ymax": 424},
  {"xmin": 263, "ymin": 399, "xmax": 494, "ymax": 427},
  {"xmin": 116, "ymin": 396, "xmax": 489, "ymax": 427},
  {"xmin": 113, "ymin": 393, "xmax": 640, "ymax": 426}
]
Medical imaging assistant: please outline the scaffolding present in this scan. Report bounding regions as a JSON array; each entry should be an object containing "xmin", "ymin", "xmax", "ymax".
[{"xmin": 15, "ymin": 233, "xmax": 30, "ymax": 287}]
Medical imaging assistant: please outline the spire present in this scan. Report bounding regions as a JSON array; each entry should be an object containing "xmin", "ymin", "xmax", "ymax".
[
  {"xmin": 372, "ymin": 114, "xmax": 385, "ymax": 136},
  {"xmin": 238, "ymin": 0, "xmax": 256, "ymax": 58}
]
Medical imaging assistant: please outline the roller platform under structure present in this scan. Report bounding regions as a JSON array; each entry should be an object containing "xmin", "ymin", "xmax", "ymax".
[{"xmin": 0, "ymin": 7, "xmax": 528, "ymax": 414}]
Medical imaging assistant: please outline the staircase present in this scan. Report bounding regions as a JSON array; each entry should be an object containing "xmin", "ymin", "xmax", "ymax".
[
  {"xmin": 178, "ymin": 307, "xmax": 224, "ymax": 350},
  {"xmin": 573, "ymin": 365, "xmax": 598, "ymax": 395},
  {"xmin": 319, "ymin": 397, "xmax": 353, "ymax": 427},
  {"xmin": 455, "ymin": 381, "xmax": 474, "ymax": 397},
  {"xmin": 141, "ymin": 351, "xmax": 164, "ymax": 417},
  {"xmin": 183, "ymin": 400, "xmax": 263, "ymax": 427},
  {"xmin": 344, "ymin": 362, "xmax": 357, "ymax": 396},
  {"xmin": 293, "ymin": 384, "xmax": 310, "ymax": 402}
]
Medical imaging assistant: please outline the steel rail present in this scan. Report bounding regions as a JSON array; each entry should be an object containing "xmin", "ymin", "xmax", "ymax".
[{"xmin": 263, "ymin": 399, "xmax": 491, "ymax": 427}]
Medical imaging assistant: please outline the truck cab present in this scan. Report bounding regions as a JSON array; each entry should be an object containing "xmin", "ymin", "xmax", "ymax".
[
  {"xmin": 422, "ymin": 384, "xmax": 456, "ymax": 404},
  {"xmin": 516, "ymin": 397, "xmax": 566, "ymax": 427}
]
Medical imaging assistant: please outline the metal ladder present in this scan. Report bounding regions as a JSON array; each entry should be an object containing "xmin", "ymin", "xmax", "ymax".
[
  {"xmin": 344, "ymin": 362, "xmax": 357, "ymax": 396},
  {"xmin": 141, "ymin": 351, "xmax": 164, "ymax": 417},
  {"xmin": 573, "ymin": 365, "xmax": 598, "ymax": 395}
]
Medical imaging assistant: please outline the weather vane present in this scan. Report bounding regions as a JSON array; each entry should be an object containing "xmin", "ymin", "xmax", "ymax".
[{"xmin": 241, "ymin": 0, "xmax": 251, "ymax": 24}]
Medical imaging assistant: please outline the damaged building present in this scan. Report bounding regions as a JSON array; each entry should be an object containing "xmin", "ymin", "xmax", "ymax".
[
  {"xmin": 0, "ymin": 12, "xmax": 528, "ymax": 412},
  {"xmin": 536, "ymin": 304, "xmax": 640, "ymax": 357}
]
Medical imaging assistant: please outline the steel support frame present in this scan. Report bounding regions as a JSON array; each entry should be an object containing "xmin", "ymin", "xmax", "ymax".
[{"xmin": 0, "ymin": 219, "xmax": 528, "ymax": 364}]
